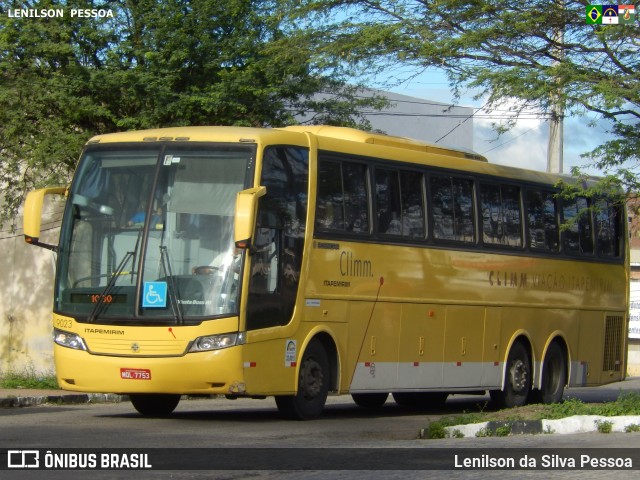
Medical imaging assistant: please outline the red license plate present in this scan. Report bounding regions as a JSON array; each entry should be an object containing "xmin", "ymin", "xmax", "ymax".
[{"xmin": 120, "ymin": 368, "xmax": 151, "ymax": 380}]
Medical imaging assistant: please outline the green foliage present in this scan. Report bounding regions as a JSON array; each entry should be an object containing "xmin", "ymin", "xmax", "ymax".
[
  {"xmin": 595, "ymin": 420, "xmax": 613, "ymax": 434},
  {"xmin": 423, "ymin": 421, "xmax": 447, "ymax": 439},
  {"xmin": 289, "ymin": 0, "xmax": 640, "ymax": 191},
  {"xmin": 424, "ymin": 393, "xmax": 640, "ymax": 438},
  {"xmin": 0, "ymin": 0, "xmax": 385, "ymax": 228},
  {"xmin": 422, "ymin": 393, "xmax": 640, "ymax": 440},
  {"xmin": 434, "ymin": 412, "xmax": 485, "ymax": 428},
  {"xmin": 0, "ymin": 366, "xmax": 58, "ymax": 389},
  {"xmin": 537, "ymin": 393, "xmax": 640, "ymax": 419}
]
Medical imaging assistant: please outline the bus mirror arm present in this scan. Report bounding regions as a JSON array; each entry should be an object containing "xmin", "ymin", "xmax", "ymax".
[
  {"xmin": 23, "ymin": 186, "xmax": 67, "ymax": 252},
  {"xmin": 234, "ymin": 186, "xmax": 267, "ymax": 250}
]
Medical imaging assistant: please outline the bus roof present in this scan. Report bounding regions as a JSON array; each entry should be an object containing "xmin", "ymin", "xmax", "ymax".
[
  {"xmin": 86, "ymin": 125, "xmax": 485, "ymax": 161},
  {"xmin": 85, "ymin": 125, "xmax": 575, "ymax": 187},
  {"xmin": 281, "ymin": 125, "xmax": 488, "ymax": 162}
]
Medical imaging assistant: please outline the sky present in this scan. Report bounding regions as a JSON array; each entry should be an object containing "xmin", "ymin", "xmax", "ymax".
[{"xmin": 385, "ymin": 71, "xmax": 613, "ymax": 176}]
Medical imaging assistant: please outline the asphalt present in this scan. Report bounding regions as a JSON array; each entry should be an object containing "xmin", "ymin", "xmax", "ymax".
[{"xmin": 3, "ymin": 380, "xmax": 640, "ymax": 438}]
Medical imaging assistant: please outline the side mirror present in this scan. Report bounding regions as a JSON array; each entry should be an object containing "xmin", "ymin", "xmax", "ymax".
[
  {"xmin": 24, "ymin": 186, "xmax": 67, "ymax": 252},
  {"xmin": 234, "ymin": 186, "xmax": 267, "ymax": 249}
]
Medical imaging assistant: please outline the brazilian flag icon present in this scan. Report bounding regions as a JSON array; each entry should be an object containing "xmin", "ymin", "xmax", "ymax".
[{"xmin": 586, "ymin": 5, "xmax": 602, "ymax": 24}]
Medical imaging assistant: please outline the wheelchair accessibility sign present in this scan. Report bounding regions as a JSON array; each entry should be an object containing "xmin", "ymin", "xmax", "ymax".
[{"xmin": 142, "ymin": 282, "xmax": 167, "ymax": 308}]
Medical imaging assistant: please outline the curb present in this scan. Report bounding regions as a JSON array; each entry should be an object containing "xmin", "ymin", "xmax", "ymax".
[
  {"xmin": 0, "ymin": 393, "xmax": 124, "ymax": 408},
  {"xmin": 420, "ymin": 415, "xmax": 640, "ymax": 438}
]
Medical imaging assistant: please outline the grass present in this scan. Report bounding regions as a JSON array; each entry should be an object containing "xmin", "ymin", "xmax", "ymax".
[
  {"xmin": 0, "ymin": 367, "xmax": 59, "ymax": 390},
  {"xmin": 423, "ymin": 392, "xmax": 640, "ymax": 439},
  {"xmin": 444, "ymin": 392, "xmax": 640, "ymax": 425}
]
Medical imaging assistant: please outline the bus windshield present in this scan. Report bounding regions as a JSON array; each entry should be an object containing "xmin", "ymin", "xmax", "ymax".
[{"xmin": 56, "ymin": 143, "xmax": 254, "ymax": 323}]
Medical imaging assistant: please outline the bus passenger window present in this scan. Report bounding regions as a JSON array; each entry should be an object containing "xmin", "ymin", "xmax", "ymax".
[
  {"xmin": 562, "ymin": 197, "xmax": 594, "ymax": 256},
  {"xmin": 317, "ymin": 160, "xmax": 344, "ymax": 230},
  {"xmin": 399, "ymin": 171, "xmax": 425, "ymax": 238},
  {"xmin": 342, "ymin": 163, "xmax": 369, "ymax": 233},
  {"xmin": 430, "ymin": 175, "xmax": 475, "ymax": 243},
  {"xmin": 595, "ymin": 199, "xmax": 621, "ymax": 258},
  {"xmin": 526, "ymin": 190, "xmax": 559, "ymax": 252},
  {"xmin": 375, "ymin": 169, "xmax": 402, "ymax": 235},
  {"xmin": 316, "ymin": 159, "xmax": 369, "ymax": 234},
  {"xmin": 480, "ymin": 183, "xmax": 522, "ymax": 248},
  {"xmin": 375, "ymin": 169, "xmax": 425, "ymax": 238}
]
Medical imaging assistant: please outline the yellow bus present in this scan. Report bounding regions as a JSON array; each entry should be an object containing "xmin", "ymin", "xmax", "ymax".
[{"xmin": 24, "ymin": 125, "xmax": 629, "ymax": 419}]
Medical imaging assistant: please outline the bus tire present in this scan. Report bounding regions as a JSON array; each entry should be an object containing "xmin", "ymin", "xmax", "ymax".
[
  {"xmin": 352, "ymin": 392, "xmax": 388, "ymax": 408},
  {"xmin": 392, "ymin": 392, "xmax": 448, "ymax": 409},
  {"xmin": 275, "ymin": 340, "xmax": 330, "ymax": 420},
  {"xmin": 490, "ymin": 341, "xmax": 531, "ymax": 409},
  {"xmin": 129, "ymin": 393, "xmax": 181, "ymax": 417},
  {"xmin": 538, "ymin": 341, "xmax": 567, "ymax": 404}
]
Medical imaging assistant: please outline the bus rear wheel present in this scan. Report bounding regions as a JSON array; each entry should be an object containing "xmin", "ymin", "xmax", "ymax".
[
  {"xmin": 490, "ymin": 341, "xmax": 531, "ymax": 409},
  {"xmin": 537, "ymin": 341, "xmax": 567, "ymax": 404},
  {"xmin": 352, "ymin": 392, "xmax": 388, "ymax": 408},
  {"xmin": 275, "ymin": 340, "xmax": 330, "ymax": 420},
  {"xmin": 129, "ymin": 393, "xmax": 181, "ymax": 417}
]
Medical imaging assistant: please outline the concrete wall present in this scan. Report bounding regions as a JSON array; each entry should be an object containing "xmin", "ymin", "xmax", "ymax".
[{"xmin": 0, "ymin": 195, "xmax": 62, "ymax": 375}]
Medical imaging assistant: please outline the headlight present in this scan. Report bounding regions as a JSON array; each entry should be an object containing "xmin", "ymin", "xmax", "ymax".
[
  {"xmin": 53, "ymin": 328, "xmax": 87, "ymax": 351},
  {"xmin": 189, "ymin": 332, "xmax": 245, "ymax": 352}
]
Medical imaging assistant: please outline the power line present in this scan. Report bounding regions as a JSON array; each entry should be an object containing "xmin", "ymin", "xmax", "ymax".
[{"xmin": 480, "ymin": 122, "xmax": 547, "ymax": 155}]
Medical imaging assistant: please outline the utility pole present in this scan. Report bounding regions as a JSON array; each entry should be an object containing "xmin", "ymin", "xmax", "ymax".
[
  {"xmin": 547, "ymin": 107, "xmax": 563, "ymax": 173},
  {"xmin": 547, "ymin": 0, "xmax": 565, "ymax": 174}
]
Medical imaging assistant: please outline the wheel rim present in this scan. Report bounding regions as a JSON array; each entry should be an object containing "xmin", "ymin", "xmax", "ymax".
[
  {"xmin": 509, "ymin": 359, "xmax": 528, "ymax": 393},
  {"xmin": 300, "ymin": 357, "xmax": 324, "ymax": 400}
]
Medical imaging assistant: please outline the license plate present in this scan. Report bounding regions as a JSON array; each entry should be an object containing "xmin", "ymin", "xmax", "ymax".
[{"xmin": 120, "ymin": 368, "xmax": 151, "ymax": 380}]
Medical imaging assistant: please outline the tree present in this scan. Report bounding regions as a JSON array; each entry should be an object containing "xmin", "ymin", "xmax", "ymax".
[
  {"xmin": 0, "ymin": 0, "xmax": 385, "ymax": 228},
  {"xmin": 289, "ymin": 0, "xmax": 639, "ymax": 195}
]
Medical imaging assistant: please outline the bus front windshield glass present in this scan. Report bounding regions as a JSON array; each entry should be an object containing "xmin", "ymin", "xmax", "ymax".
[{"xmin": 56, "ymin": 144, "xmax": 254, "ymax": 323}]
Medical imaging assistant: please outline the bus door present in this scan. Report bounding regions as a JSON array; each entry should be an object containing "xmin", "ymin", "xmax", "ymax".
[{"xmin": 242, "ymin": 146, "xmax": 308, "ymax": 393}]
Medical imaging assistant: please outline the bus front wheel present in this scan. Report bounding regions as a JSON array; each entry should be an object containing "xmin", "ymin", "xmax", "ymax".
[
  {"xmin": 275, "ymin": 340, "xmax": 330, "ymax": 420},
  {"xmin": 129, "ymin": 393, "xmax": 181, "ymax": 417},
  {"xmin": 490, "ymin": 341, "xmax": 531, "ymax": 409}
]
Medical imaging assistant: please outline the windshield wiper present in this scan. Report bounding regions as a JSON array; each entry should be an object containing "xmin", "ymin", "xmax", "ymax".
[
  {"xmin": 160, "ymin": 246, "xmax": 184, "ymax": 325},
  {"xmin": 87, "ymin": 251, "xmax": 134, "ymax": 323},
  {"xmin": 87, "ymin": 229, "xmax": 142, "ymax": 323}
]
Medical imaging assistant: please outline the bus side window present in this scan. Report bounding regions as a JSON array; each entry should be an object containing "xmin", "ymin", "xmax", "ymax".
[
  {"xmin": 375, "ymin": 169, "xmax": 425, "ymax": 238},
  {"xmin": 317, "ymin": 160, "xmax": 343, "ymax": 230},
  {"xmin": 375, "ymin": 169, "xmax": 402, "ymax": 235},
  {"xmin": 342, "ymin": 162, "xmax": 369, "ymax": 233},
  {"xmin": 526, "ymin": 190, "xmax": 559, "ymax": 252},
  {"xmin": 480, "ymin": 183, "xmax": 522, "ymax": 248},
  {"xmin": 595, "ymin": 199, "xmax": 621, "ymax": 258},
  {"xmin": 430, "ymin": 174, "xmax": 475, "ymax": 243},
  {"xmin": 562, "ymin": 197, "xmax": 594, "ymax": 256},
  {"xmin": 317, "ymin": 158, "xmax": 369, "ymax": 234},
  {"xmin": 399, "ymin": 171, "xmax": 425, "ymax": 239}
]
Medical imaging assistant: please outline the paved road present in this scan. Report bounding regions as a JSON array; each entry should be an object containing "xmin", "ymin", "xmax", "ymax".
[{"xmin": 2, "ymin": 378, "xmax": 640, "ymax": 479}]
